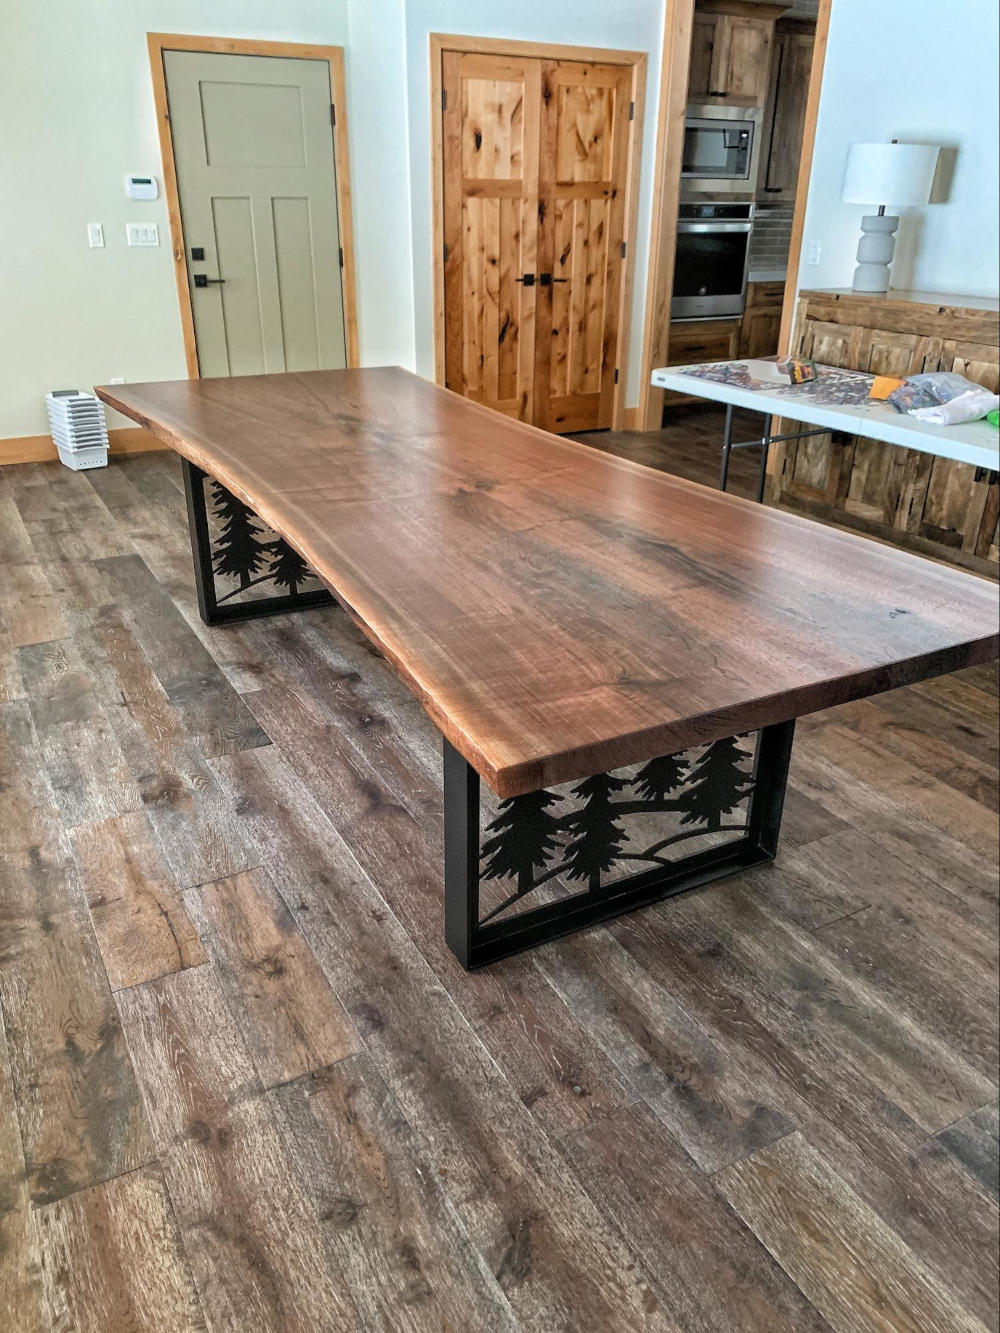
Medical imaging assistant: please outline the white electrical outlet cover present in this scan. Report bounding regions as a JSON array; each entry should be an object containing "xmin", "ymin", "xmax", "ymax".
[
  {"xmin": 807, "ymin": 241, "xmax": 821, "ymax": 265},
  {"xmin": 87, "ymin": 223, "xmax": 104, "ymax": 248}
]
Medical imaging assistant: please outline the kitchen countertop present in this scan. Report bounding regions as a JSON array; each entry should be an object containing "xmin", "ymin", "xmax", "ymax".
[
  {"xmin": 748, "ymin": 269, "xmax": 787, "ymax": 284},
  {"xmin": 799, "ymin": 287, "xmax": 1000, "ymax": 312}
]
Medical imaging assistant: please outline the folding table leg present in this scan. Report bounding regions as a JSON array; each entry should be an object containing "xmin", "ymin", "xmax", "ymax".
[
  {"xmin": 719, "ymin": 403, "xmax": 734, "ymax": 492},
  {"xmin": 757, "ymin": 413, "xmax": 773, "ymax": 504}
]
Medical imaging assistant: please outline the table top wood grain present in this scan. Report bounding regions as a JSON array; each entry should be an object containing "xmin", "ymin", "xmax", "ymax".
[{"xmin": 97, "ymin": 368, "xmax": 999, "ymax": 797}]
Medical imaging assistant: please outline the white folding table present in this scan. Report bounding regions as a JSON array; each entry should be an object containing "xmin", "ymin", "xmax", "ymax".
[{"xmin": 651, "ymin": 359, "xmax": 1000, "ymax": 503}]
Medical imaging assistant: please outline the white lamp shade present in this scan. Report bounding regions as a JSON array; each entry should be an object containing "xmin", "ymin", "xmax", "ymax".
[{"xmin": 842, "ymin": 142, "xmax": 939, "ymax": 207}]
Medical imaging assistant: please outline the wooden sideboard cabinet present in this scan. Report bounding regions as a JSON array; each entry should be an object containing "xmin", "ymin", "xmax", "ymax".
[{"xmin": 766, "ymin": 289, "xmax": 1000, "ymax": 576}]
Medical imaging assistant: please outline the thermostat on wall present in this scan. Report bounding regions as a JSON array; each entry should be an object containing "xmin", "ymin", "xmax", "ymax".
[{"xmin": 125, "ymin": 174, "xmax": 158, "ymax": 201}]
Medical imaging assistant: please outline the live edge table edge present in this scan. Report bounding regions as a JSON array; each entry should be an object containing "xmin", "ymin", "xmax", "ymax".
[{"xmin": 95, "ymin": 378, "xmax": 1000, "ymax": 971}]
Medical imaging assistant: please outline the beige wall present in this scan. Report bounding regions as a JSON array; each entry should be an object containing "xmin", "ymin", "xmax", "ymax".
[{"xmin": 0, "ymin": 0, "xmax": 352, "ymax": 438}]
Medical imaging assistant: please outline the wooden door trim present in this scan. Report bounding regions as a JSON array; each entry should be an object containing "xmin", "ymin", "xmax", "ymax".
[
  {"xmin": 429, "ymin": 33, "xmax": 646, "ymax": 431},
  {"xmin": 776, "ymin": 0, "xmax": 831, "ymax": 355},
  {"xmin": 147, "ymin": 32, "xmax": 359, "ymax": 377},
  {"xmin": 637, "ymin": 0, "xmax": 831, "ymax": 430}
]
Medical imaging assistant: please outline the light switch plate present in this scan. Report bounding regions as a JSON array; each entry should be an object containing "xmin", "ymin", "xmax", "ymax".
[
  {"xmin": 126, "ymin": 222, "xmax": 159, "ymax": 247},
  {"xmin": 807, "ymin": 240, "xmax": 821, "ymax": 265},
  {"xmin": 87, "ymin": 223, "xmax": 104, "ymax": 248}
]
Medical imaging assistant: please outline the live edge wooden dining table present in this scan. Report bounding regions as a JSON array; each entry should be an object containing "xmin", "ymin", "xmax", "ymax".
[{"xmin": 97, "ymin": 368, "xmax": 999, "ymax": 969}]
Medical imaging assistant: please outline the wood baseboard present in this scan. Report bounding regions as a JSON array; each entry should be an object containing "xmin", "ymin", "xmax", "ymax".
[
  {"xmin": 623, "ymin": 406, "xmax": 640, "ymax": 430},
  {"xmin": 0, "ymin": 427, "xmax": 165, "ymax": 466}
]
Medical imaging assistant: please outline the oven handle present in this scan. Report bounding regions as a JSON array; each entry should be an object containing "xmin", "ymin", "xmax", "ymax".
[{"xmin": 676, "ymin": 222, "xmax": 753, "ymax": 234}]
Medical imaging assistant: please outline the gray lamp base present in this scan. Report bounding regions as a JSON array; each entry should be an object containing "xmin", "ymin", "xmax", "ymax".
[{"xmin": 852, "ymin": 213, "xmax": 899, "ymax": 293}]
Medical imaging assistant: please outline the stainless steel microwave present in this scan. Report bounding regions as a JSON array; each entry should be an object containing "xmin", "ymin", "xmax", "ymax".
[{"xmin": 681, "ymin": 105, "xmax": 762, "ymax": 195}]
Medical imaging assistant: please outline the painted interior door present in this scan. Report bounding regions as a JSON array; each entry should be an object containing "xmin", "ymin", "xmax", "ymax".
[
  {"xmin": 533, "ymin": 60, "xmax": 632, "ymax": 433},
  {"xmin": 442, "ymin": 51, "xmax": 541, "ymax": 421},
  {"xmin": 441, "ymin": 50, "xmax": 631, "ymax": 432},
  {"xmin": 164, "ymin": 50, "xmax": 347, "ymax": 377}
]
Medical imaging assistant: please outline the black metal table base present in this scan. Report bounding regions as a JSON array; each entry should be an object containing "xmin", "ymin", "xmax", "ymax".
[
  {"xmin": 182, "ymin": 459, "xmax": 335, "ymax": 626},
  {"xmin": 444, "ymin": 720, "xmax": 795, "ymax": 969}
]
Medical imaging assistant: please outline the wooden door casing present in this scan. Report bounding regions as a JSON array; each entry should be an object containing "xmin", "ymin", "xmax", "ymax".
[
  {"xmin": 441, "ymin": 49, "xmax": 633, "ymax": 433},
  {"xmin": 442, "ymin": 52, "xmax": 541, "ymax": 420},
  {"xmin": 534, "ymin": 60, "xmax": 633, "ymax": 433}
]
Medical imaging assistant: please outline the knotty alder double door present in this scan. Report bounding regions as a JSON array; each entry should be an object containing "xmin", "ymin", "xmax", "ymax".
[{"xmin": 442, "ymin": 51, "xmax": 634, "ymax": 433}]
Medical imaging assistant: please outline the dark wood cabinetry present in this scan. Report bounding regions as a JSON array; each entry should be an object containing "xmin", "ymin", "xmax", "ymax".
[
  {"xmin": 740, "ymin": 281, "xmax": 785, "ymax": 357},
  {"xmin": 758, "ymin": 25, "xmax": 814, "ymax": 200},
  {"xmin": 766, "ymin": 290, "xmax": 1000, "ymax": 576}
]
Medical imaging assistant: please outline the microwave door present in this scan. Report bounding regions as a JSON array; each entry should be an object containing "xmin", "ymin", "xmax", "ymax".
[{"xmin": 683, "ymin": 125, "xmax": 731, "ymax": 177}]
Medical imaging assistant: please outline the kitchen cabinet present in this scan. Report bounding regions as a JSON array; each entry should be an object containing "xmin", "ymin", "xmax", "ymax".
[
  {"xmin": 767, "ymin": 289, "xmax": 1000, "ymax": 576},
  {"xmin": 661, "ymin": 318, "xmax": 742, "ymax": 412},
  {"xmin": 740, "ymin": 280, "xmax": 784, "ymax": 357},
  {"xmin": 686, "ymin": 3, "xmax": 784, "ymax": 108},
  {"xmin": 669, "ymin": 318, "xmax": 742, "ymax": 366},
  {"xmin": 758, "ymin": 26, "xmax": 814, "ymax": 200}
]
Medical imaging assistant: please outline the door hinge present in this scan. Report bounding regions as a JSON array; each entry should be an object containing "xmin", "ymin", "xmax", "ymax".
[
  {"xmin": 614, "ymin": 368, "xmax": 620, "ymax": 384},
  {"xmin": 621, "ymin": 241, "xmax": 627, "ymax": 259},
  {"xmin": 629, "ymin": 100, "xmax": 635, "ymax": 121},
  {"xmin": 338, "ymin": 246, "xmax": 344, "ymax": 269},
  {"xmin": 441, "ymin": 88, "xmax": 447, "ymax": 110},
  {"xmin": 330, "ymin": 103, "xmax": 336, "ymax": 127}
]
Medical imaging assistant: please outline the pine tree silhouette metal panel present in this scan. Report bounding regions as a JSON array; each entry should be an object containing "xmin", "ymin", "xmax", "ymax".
[
  {"xmin": 181, "ymin": 460, "xmax": 335, "ymax": 625},
  {"xmin": 477, "ymin": 734, "xmax": 757, "ymax": 924}
]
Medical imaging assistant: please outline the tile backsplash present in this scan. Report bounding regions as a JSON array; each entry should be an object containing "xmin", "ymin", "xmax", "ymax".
[{"xmin": 750, "ymin": 203, "xmax": 795, "ymax": 274}]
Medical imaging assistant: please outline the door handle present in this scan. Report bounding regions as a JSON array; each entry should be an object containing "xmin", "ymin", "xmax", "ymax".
[
  {"xmin": 193, "ymin": 274, "xmax": 226, "ymax": 288},
  {"xmin": 538, "ymin": 273, "xmax": 569, "ymax": 286},
  {"xmin": 764, "ymin": 187, "xmax": 782, "ymax": 193},
  {"xmin": 515, "ymin": 273, "xmax": 535, "ymax": 286}
]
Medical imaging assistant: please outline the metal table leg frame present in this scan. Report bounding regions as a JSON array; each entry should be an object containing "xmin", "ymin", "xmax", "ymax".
[
  {"xmin": 444, "ymin": 719, "xmax": 795, "ymax": 969},
  {"xmin": 182, "ymin": 459, "xmax": 336, "ymax": 626}
]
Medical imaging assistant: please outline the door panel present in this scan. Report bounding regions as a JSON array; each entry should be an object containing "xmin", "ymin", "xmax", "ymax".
[
  {"xmin": 441, "ymin": 50, "xmax": 633, "ymax": 433},
  {"xmin": 443, "ymin": 52, "xmax": 540, "ymax": 419},
  {"xmin": 164, "ymin": 50, "xmax": 346, "ymax": 378},
  {"xmin": 211, "ymin": 196, "xmax": 266, "ymax": 375},
  {"xmin": 534, "ymin": 60, "xmax": 632, "ymax": 433},
  {"xmin": 716, "ymin": 16, "xmax": 772, "ymax": 106}
]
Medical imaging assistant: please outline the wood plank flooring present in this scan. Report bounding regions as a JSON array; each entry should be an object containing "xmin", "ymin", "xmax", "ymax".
[{"xmin": 1, "ymin": 422, "xmax": 997, "ymax": 1332}]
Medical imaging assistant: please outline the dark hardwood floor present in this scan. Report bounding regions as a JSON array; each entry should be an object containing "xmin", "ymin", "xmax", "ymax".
[{"xmin": 0, "ymin": 415, "xmax": 997, "ymax": 1332}]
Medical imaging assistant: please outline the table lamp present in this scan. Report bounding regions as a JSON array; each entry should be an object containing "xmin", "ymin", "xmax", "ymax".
[{"xmin": 842, "ymin": 141, "xmax": 939, "ymax": 292}]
